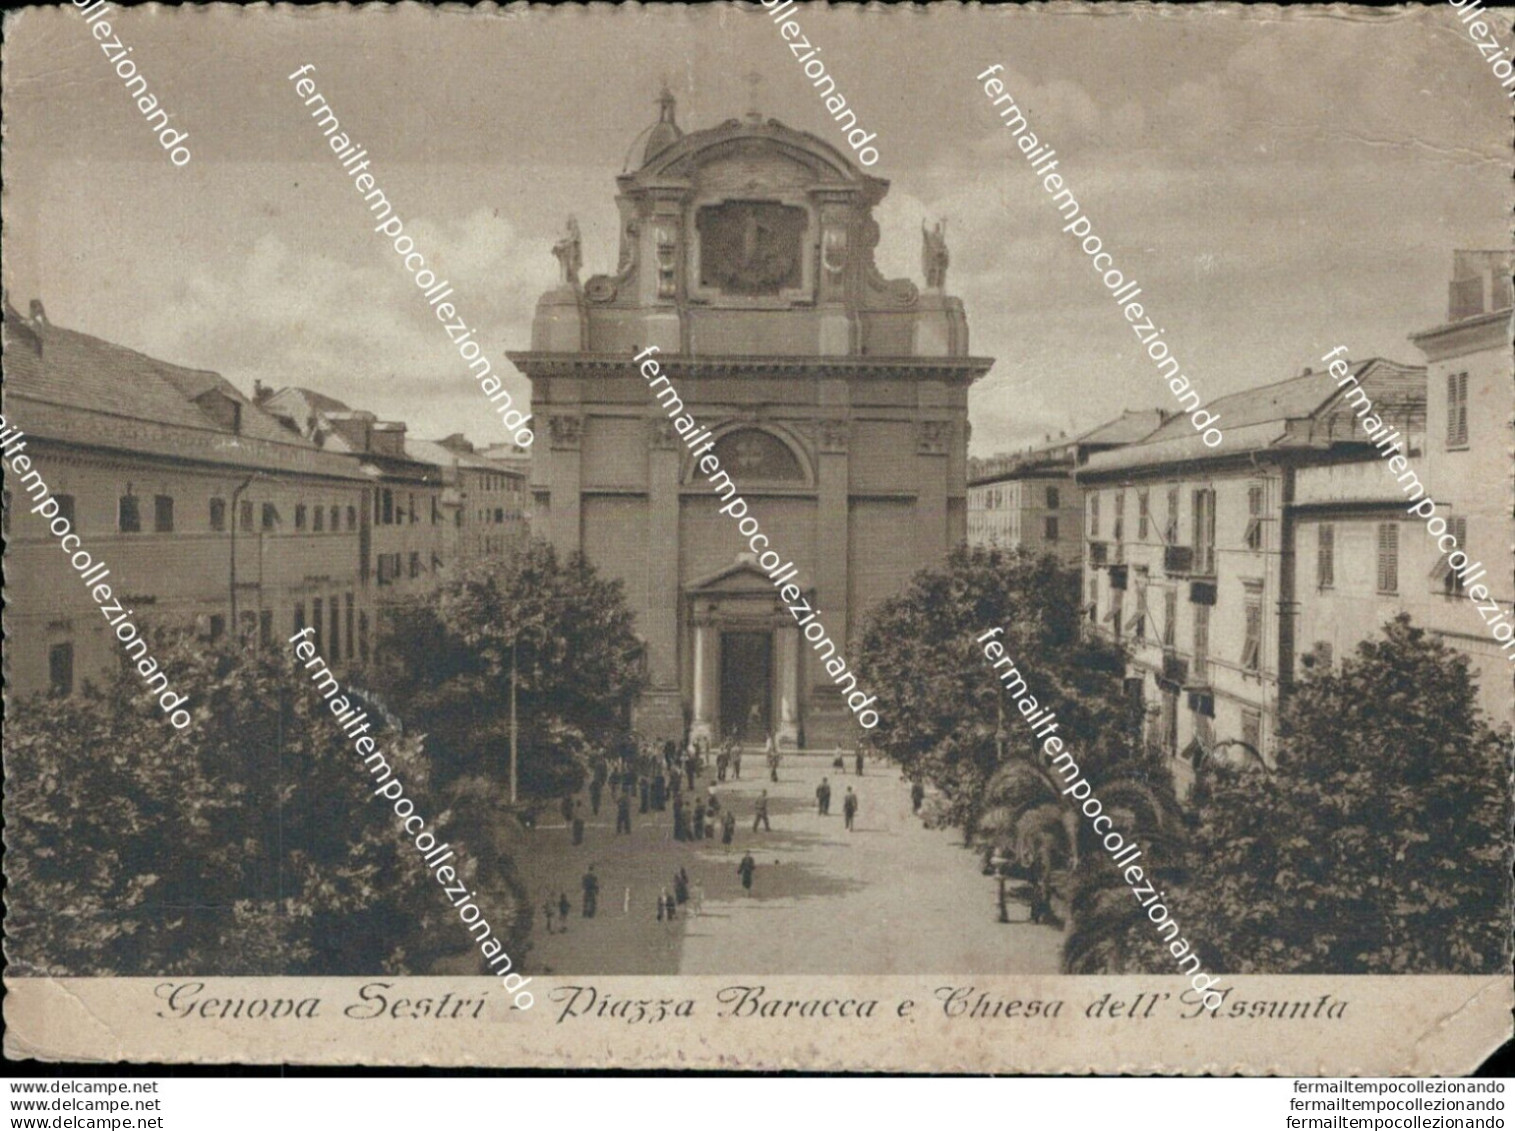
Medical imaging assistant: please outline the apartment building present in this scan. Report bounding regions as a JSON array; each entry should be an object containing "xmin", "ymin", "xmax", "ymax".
[
  {"xmin": 2, "ymin": 302, "xmax": 376, "ymax": 697},
  {"xmin": 258, "ymin": 386, "xmax": 448, "ymax": 612},
  {"xmin": 1078, "ymin": 359, "xmax": 1426, "ymax": 794},
  {"xmin": 407, "ymin": 433, "xmax": 529, "ymax": 562},
  {"xmin": 1405, "ymin": 250, "xmax": 1513, "ymax": 726},
  {"xmin": 966, "ymin": 411, "xmax": 1165, "ymax": 564}
]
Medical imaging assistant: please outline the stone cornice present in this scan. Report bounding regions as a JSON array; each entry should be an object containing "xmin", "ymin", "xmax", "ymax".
[{"xmin": 507, "ymin": 351, "xmax": 993, "ymax": 385}]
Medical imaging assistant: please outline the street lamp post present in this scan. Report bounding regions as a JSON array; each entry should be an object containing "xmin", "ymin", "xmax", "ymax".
[
  {"xmin": 990, "ymin": 850, "xmax": 1010, "ymax": 923},
  {"xmin": 509, "ymin": 640, "xmax": 519, "ymax": 804}
]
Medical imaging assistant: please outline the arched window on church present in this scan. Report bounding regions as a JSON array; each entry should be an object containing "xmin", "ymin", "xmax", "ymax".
[{"xmin": 707, "ymin": 428, "xmax": 806, "ymax": 483}]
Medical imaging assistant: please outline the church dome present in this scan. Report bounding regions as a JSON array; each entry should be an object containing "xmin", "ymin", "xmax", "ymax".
[{"xmin": 642, "ymin": 86, "xmax": 683, "ymax": 165}]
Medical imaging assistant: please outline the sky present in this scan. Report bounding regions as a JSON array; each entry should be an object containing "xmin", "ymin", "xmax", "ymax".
[{"xmin": 3, "ymin": 2, "xmax": 1509, "ymax": 456}]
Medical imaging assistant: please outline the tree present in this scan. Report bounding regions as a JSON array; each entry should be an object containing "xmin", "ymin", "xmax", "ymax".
[
  {"xmin": 4, "ymin": 636, "xmax": 456, "ymax": 977},
  {"xmin": 855, "ymin": 545, "xmax": 1183, "ymax": 972},
  {"xmin": 1168, "ymin": 615, "xmax": 1511, "ymax": 974},
  {"xmin": 364, "ymin": 540, "xmax": 647, "ymax": 796},
  {"xmin": 856, "ymin": 544, "xmax": 1152, "ymax": 828}
]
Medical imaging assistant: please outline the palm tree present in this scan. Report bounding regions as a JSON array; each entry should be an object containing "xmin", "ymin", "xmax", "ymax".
[{"xmin": 976, "ymin": 745, "xmax": 1187, "ymax": 974}]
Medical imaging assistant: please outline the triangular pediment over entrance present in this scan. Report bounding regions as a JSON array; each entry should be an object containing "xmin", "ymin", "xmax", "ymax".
[{"xmin": 685, "ymin": 555, "xmax": 796, "ymax": 596}]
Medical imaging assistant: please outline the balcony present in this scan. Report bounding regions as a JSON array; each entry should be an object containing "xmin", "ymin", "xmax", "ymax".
[
  {"xmin": 1189, "ymin": 580, "xmax": 1217, "ymax": 606},
  {"xmin": 1108, "ymin": 564, "xmax": 1129, "ymax": 592},
  {"xmin": 1164, "ymin": 545, "xmax": 1194, "ymax": 575},
  {"xmin": 1089, "ymin": 541, "xmax": 1110, "ymax": 567},
  {"xmin": 1161, "ymin": 648, "xmax": 1189, "ymax": 687}
]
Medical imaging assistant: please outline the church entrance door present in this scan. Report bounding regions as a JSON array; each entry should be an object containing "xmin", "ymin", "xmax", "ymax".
[{"xmin": 720, "ymin": 631, "xmax": 772, "ymax": 743}]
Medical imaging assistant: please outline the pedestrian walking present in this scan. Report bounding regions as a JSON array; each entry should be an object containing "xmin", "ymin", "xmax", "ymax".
[
  {"xmin": 738, "ymin": 852, "xmax": 756, "ymax": 897},
  {"xmin": 581, "ymin": 866, "xmax": 599, "ymax": 918},
  {"xmin": 571, "ymin": 801, "xmax": 585, "ymax": 846},
  {"xmin": 590, "ymin": 776, "xmax": 604, "ymax": 816},
  {"xmin": 693, "ymin": 799, "xmax": 707, "ymax": 840},
  {"xmin": 616, "ymin": 791, "xmax": 632, "ymax": 834},
  {"xmin": 674, "ymin": 867, "xmax": 689, "ymax": 905},
  {"xmin": 716, "ymin": 749, "xmax": 730, "ymax": 783},
  {"xmin": 542, "ymin": 898, "xmax": 556, "ymax": 935},
  {"xmin": 843, "ymin": 786, "xmax": 858, "ymax": 831},
  {"xmin": 752, "ymin": 790, "xmax": 771, "ymax": 832},
  {"xmin": 722, "ymin": 808, "xmax": 736, "ymax": 845},
  {"xmin": 657, "ymin": 887, "xmax": 673, "ymax": 922},
  {"xmin": 639, "ymin": 776, "xmax": 651, "ymax": 814},
  {"xmin": 732, "ymin": 746, "xmax": 743, "ymax": 780},
  {"xmin": 692, "ymin": 881, "xmax": 705, "ymax": 917},
  {"xmin": 911, "ymin": 779, "xmax": 925, "ymax": 814},
  {"xmin": 558, "ymin": 892, "xmax": 571, "ymax": 930},
  {"xmin": 652, "ymin": 771, "xmax": 667, "ymax": 811},
  {"xmin": 816, "ymin": 776, "xmax": 831, "ymax": 816},
  {"xmin": 685, "ymin": 751, "xmax": 697, "ymax": 792},
  {"xmin": 855, "ymin": 749, "xmax": 864, "ymax": 777},
  {"xmin": 673, "ymin": 795, "xmax": 687, "ymax": 842}
]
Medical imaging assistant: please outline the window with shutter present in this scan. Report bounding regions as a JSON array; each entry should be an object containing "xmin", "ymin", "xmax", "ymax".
[
  {"xmin": 1447, "ymin": 371, "xmax": 1469, "ymax": 447},
  {"xmin": 1089, "ymin": 493, "xmax": 1100, "ymax": 538},
  {"xmin": 1138, "ymin": 490, "xmax": 1150, "ymax": 540},
  {"xmin": 1244, "ymin": 483, "xmax": 1264, "ymax": 551},
  {"xmin": 1241, "ymin": 597, "xmax": 1262, "ymax": 671},
  {"xmin": 1165, "ymin": 487, "xmax": 1180, "ymax": 545},
  {"xmin": 1317, "ymin": 524, "xmax": 1335, "ymax": 589},
  {"xmin": 1376, "ymin": 523, "xmax": 1399, "ymax": 594},
  {"xmin": 1163, "ymin": 589, "xmax": 1177, "ymax": 648}
]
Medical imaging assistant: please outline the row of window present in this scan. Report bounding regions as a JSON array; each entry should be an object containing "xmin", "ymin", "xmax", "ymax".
[
  {"xmin": 1315, "ymin": 519, "xmax": 1466, "ymax": 597},
  {"xmin": 293, "ymin": 593, "xmax": 367, "ymax": 666},
  {"xmin": 978, "ymin": 485, "xmax": 1062, "ymax": 511},
  {"xmin": 1091, "ymin": 486, "xmax": 1235, "ymax": 556},
  {"xmin": 33, "ymin": 489, "xmax": 444, "ymax": 535},
  {"xmin": 375, "ymin": 550, "xmax": 443, "ymax": 585}
]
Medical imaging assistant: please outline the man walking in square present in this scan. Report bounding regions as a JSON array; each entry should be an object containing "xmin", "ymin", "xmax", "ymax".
[
  {"xmin": 616, "ymin": 789, "xmax": 632, "ymax": 835},
  {"xmin": 581, "ymin": 865, "xmax": 600, "ymax": 918},
  {"xmin": 843, "ymin": 786, "xmax": 858, "ymax": 832},
  {"xmin": 752, "ymin": 790, "xmax": 771, "ymax": 832}
]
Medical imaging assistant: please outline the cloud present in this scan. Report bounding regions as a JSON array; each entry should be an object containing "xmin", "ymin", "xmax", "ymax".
[{"xmin": 135, "ymin": 208, "xmax": 555, "ymax": 441}]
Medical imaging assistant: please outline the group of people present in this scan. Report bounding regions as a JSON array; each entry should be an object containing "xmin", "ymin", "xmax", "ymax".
[
  {"xmin": 813, "ymin": 777, "xmax": 860, "ymax": 830},
  {"xmin": 543, "ymin": 734, "xmax": 897, "ymax": 936}
]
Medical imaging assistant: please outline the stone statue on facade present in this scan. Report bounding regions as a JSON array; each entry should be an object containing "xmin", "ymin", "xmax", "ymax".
[
  {"xmin": 552, "ymin": 215, "xmax": 583, "ymax": 287},
  {"xmin": 922, "ymin": 219, "xmax": 949, "ymax": 291}
]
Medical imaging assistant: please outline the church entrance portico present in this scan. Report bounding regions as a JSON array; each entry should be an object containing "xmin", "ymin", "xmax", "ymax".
[
  {"xmin": 688, "ymin": 557, "xmax": 803, "ymax": 751},
  {"xmin": 720, "ymin": 630, "xmax": 771, "ymax": 743}
]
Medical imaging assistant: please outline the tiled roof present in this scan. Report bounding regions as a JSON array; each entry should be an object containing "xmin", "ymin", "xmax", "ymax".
[
  {"xmin": 3, "ymin": 308, "xmax": 303, "ymax": 447},
  {"xmin": 1076, "ymin": 408, "xmax": 1168, "ymax": 447},
  {"xmin": 1082, "ymin": 358, "xmax": 1426, "ymax": 475},
  {"xmin": 405, "ymin": 437, "xmax": 508, "ymax": 473}
]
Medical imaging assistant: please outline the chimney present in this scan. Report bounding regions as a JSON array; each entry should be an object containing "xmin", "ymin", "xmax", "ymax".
[
  {"xmin": 28, "ymin": 299, "xmax": 47, "ymax": 327},
  {"xmin": 252, "ymin": 379, "xmax": 273, "ymax": 405}
]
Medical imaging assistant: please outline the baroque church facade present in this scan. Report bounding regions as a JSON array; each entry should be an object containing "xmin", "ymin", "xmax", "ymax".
[{"xmin": 510, "ymin": 92, "xmax": 992, "ymax": 749}]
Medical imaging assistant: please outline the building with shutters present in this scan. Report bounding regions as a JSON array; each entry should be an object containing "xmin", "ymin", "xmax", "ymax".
[
  {"xmin": 509, "ymin": 92, "xmax": 992, "ymax": 748},
  {"xmin": 2, "ymin": 301, "xmax": 377, "ymax": 697},
  {"xmin": 966, "ymin": 410, "xmax": 1166, "ymax": 564},
  {"xmin": 1403, "ymin": 250, "xmax": 1513, "ymax": 727},
  {"xmin": 1078, "ymin": 357, "xmax": 1426, "ymax": 796}
]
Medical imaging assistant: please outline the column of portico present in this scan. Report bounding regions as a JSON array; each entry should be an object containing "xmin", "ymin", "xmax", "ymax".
[
  {"xmin": 774, "ymin": 619, "xmax": 801, "ymax": 751},
  {"xmin": 690, "ymin": 615, "xmax": 716, "ymax": 744}
]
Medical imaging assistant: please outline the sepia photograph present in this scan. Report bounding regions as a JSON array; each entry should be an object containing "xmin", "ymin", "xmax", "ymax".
[{"xmin": 2, "ymin": 0, "xmax": 1511, "ymax": 1086}]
